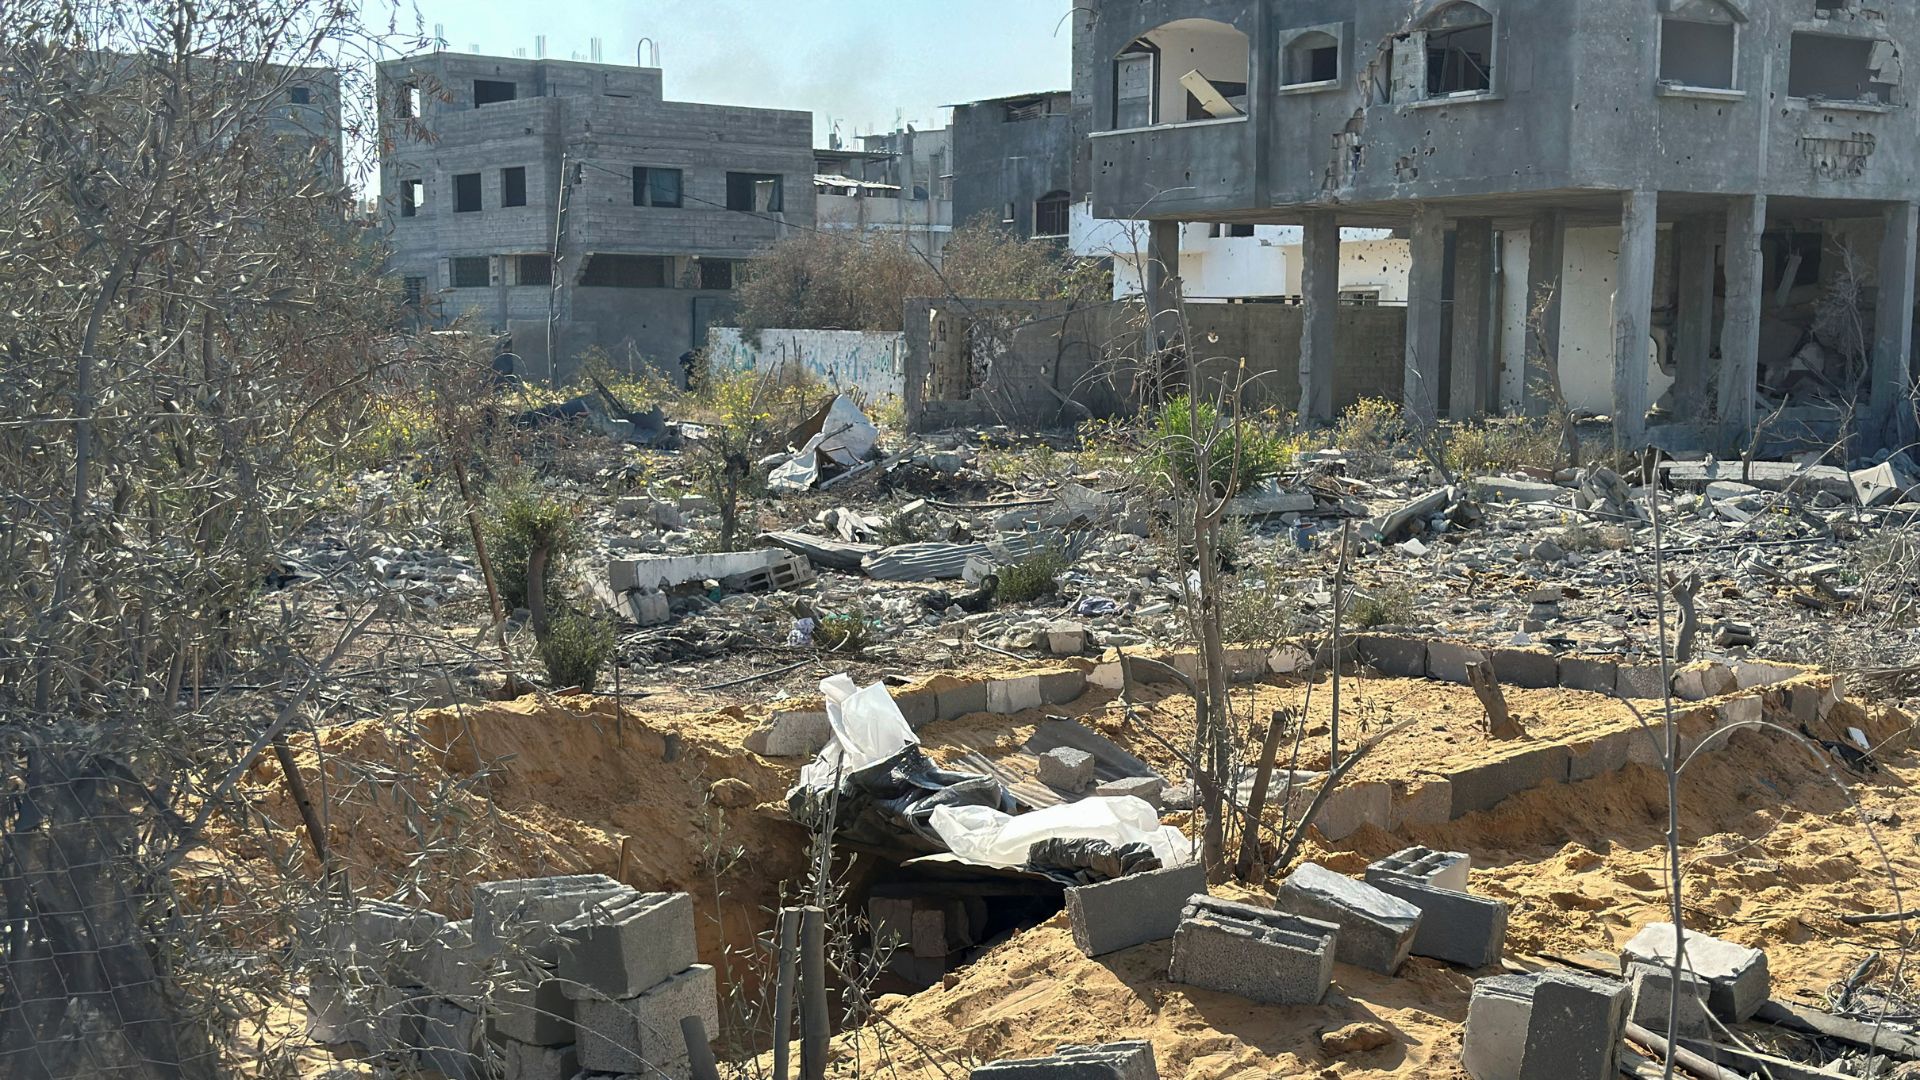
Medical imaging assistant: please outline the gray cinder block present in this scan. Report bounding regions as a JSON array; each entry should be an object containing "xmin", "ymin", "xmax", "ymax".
[
  {"xmin": 557, "ymin": 891, "xmax": 698, "ymax": 1000},
  {"xmin": 415, "ymin": 998, "xmax": 481, "ymax": 1080},
  {"xmin": 1366, "ymin": 846, "xmax": 1470, "ymax": 893},
  {"xmin": 1038, "ymin": 747, "xmax": 1096, "ymax": 792},
  {"xmin": 1274, "ymin": 863, "xmax": 1421, "ymax": 976},
  {"xmin": 1427, "ymin": 641, "xmax": 1489, "ymax": 683},
  {"xmin": 1488, "ymin": 648, "xmax": 1559, "ymax": 689},
  {"xmin": 1627, "ymin": 961, "xmax": 1711, "ymax": 1040},
  {"xmin": 1355, "ymin": 635, "xmax": 1427, "ymax": 679},
  {"xmin": 971, "ymin": 1040, "xmax": 1159, "ymax": 1078},
  {"xmin": 1619, "ymin": 923, "xmax": 1769, "ymax": 1021},
  {"xmin": 1168, "ymin": 895, "xmax": 1338, "ymax": 1006},
  {"xmin": 1462, "ymin": 974, "xmax": 1537, "ymax": 1080},
  {"xmin": 1558, "ymin": 656, "xmax": 1620, "ymax": 695},
  {"xmin": 574, "ymin": 964, "xmax": 719, "ymax": 1078},
  {"xmin": 471, "ymin": 875, "xmax": 631, "ymax": 950},
  {"xmin": 420, "ymin": 919, "xmax": 486, "ymax": 1003},
  {"xmin": 1519, "ymin": 972, "xmax": 1627, "ymax": 1080},
  {"xmin": 1065, "ymin": 862, "xmax": 1208, "ymax": 957},
  {"xmin": 487, "ymin": 1036, "xmax": 578, "ymax": 1080},
  {"xmin": 1448, "ymin": 745, "xmax": 1570, "ymax": 817},
  {"xmin": 1365, "ymin": 875, "xmax": 1508, "ymax": 968},
  {"xmin": 1095, "ymin": 776, "xmax": 1165, "ymax": 807}
]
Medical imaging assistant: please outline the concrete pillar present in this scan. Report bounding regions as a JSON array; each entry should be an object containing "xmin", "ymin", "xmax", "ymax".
[
  {"xmin": 1672, "ymin": 214, "xmax": 1717, "ymax": 416},
  {"xmin": 1524, "ymin": 210, "xmax": 1566, "ymax": 416},
  {"xmin": 1873, "ymin": 201, "xmax": 1919, "ymax": 449},
  {"xmin": 1613, "ymin": 191, "xmax": 1659, "ymax": 444},
  {"xmin": 1405, "ymin": 204, "xmax": 1446, "ymax": 426},
  {"xmin": 1145, "ymin": 219, "xmax": 1183, "ymax": 349},
  {"xmin": 1718, "ymin": 195, "xmax": 1767, "ymax": 449},
  {"xmin": 1299, "ymin": 211, "xmax": 1339, "ymax": 421},
  {"xmin": 1451, "ymin": 217, "xmax": 1495, "ymax": 418}
]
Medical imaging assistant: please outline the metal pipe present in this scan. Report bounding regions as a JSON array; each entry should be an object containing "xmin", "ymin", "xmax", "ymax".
[{"xmin": 799, "ymin": 905, "xmax": 829, "ymax": 1080}]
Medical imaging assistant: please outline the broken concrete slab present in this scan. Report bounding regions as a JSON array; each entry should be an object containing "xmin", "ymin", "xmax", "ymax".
[
  {"xmin": 1168, "ymin": 895, "xmax": 1339, "ymax": 1006},
  {"xmin": 971, "ymin": 1041, "xmax": 1160, "ymax": 1079},
  {"xmin": 556, "ymin": 891, "xmax": 698, "ymax": 1001},
  {"xmin": 1473, "ymin": 476, "xmax": 1564, "ymax": 504},
  {"xmin": 1065, "ymin": 862, "xmax": 1208, "ymax": 957},
  {"xmin": 608, "ymin": 549, "xmax": 796, "ymax": 593},
  {"xmin": 1274, "ymin": 863, "xmax": 1421, "ymax": 976},
  {"xmin": 1369, "ymin": 487, "xmax": 1452, "ymax": 543},
  {"xmin": 1095, "ymin": 776, "xmax": 1166, "ymax": 807},
  {"xmin": 1619, "ymin": 923, "xmax": 1769, "ymax": 1021},
  {"xmin": 1227, "ymin": 479, "xmax": 1317, "ymax": 518},
  {"xmin": 1852, "ymin": 462, "xmax": 1904, "ymax": 507},
  {"xmin": 1364, "ymin": 874, "xmax": 1507, "ymax": 968},
  {"xmin": 1660, "ymin": 460, "xmax": 1852, "ymax": 499},
  {"xmin": 758, "ymin": 530, "xmax": 878, "ymax": 573}
]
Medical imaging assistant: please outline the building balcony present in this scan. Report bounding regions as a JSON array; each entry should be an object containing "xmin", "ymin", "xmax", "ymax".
[{"xmin": 1089, "ymin": 115, "xmax": 1257, "ymax": 221}]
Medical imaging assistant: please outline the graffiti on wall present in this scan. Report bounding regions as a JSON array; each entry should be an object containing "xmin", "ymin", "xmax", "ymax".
[{"xmin": 706, "ymin": 327, "xmax": 906, "ymax": 403}]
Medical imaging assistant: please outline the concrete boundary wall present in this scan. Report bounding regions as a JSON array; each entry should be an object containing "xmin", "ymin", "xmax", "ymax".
[
  {"xmin": 742, "ymin": 638, "xmax": 1869, "ymax": 842},
  {"xmin": 706, "ymin": 326, "xmax": 905, "ymax": 402}
]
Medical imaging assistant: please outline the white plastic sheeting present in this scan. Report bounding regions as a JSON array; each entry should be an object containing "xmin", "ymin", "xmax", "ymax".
[
  {"xmin": 929, "ymin": 796, "xmax": 1196, "ymax": 871},
  {"xmin": 768, "ymin": 396, "xmax": 880, "ymax": 492},
  {"xmin": 797, "ymin": 674, "xmax": 918, "ymax": 789}
]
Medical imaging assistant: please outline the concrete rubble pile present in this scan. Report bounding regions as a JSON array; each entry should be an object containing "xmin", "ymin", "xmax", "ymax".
[{"xmin": 302, "ymin": 875, "xmax": 717, "ymax": 1080}]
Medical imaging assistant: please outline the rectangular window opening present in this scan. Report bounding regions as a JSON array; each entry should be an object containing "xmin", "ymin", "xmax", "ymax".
[
  {"xmin": 1427, "ymin": 23, "xmax": 1494, "ymax": 96},
  {"xmin": 1789, "ymin": 33, "xmax": 1894, "ymax": 103},
  {"xmin": 698, "ymin": 258, "xmax": 735, "ymax": 291},
  {"xmin": 289, "ymin": 85, "xmax": 311, "ymax": 105},
  {"xmin": 1661, "ymin": 19, "xmax": 1736, "ymax": 89},
  {"xmin": 403, "ymin": 276, "xmax": 425, "ymax": 307},
  {"xmin": 452, "ymin": 172, "xmax": 482, "ymax": 213},
  {"xmin": 501, "ymin": 166, "xmax": 527, "ymax": 208},
  {"xmin": 399, "ymin": 178, "xmax": 423, "ymax": 218},
  {"xmin": 726, "ymin": 172, "xmax": 783, "ymax": 212},
  {"xmin": 515, "ymin": 254, "xmax": 552, "ymax": 287},
  {"xmin": 1284, "ymin": 33, "xmax": 1342, "ymax": 87},
  {"xmin": 397, "ymin": 82, "xmax": 421, "ymax": 118},
  {"xmin": 450, "ymin": 257, "xmax": 490, "ymax": 288},
  {"xmin": 473, "ymin": 79, "xmax": 517, "ymax": 107},
  {"xmin": 580, "ymin": 253, "xmax": 669, "ymax": 288},
  {"xmin": 633, "ymin": 166, "xmax": 683, "ymax": 208}
]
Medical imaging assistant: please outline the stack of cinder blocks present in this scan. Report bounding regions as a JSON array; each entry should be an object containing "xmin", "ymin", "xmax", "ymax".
[
  {"xmin": 303, "ymin": 876, "xmax": 714, "ymax": 1080},
  {"xmin": 1363, "ymin": 846, "xmax": 1509, "ymax": 968},
  {"xmin": 971, "ymin": 1041, "xmax": 1159, "ymax": 1078},
  {"xmin": 1462, "ymin": 971, "xmax": 1629, "ymax": 1080}
]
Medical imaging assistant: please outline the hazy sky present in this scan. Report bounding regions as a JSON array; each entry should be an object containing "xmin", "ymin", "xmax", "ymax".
[{"xmin": 360, "ymin": 0, "xmax": 1076, "ymax": 142}]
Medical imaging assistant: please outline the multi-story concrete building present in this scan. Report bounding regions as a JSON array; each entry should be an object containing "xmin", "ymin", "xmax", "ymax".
[
  {"xmin": 815, "ymin": 126, "xmax": 953, "ymax": 261},
  {"xmin": 1077, "ymin": 0, "xmax": 1920, "ymax": 448},
  {"xmin": 377, "ymin": 51, "xmax": 814, "ymax": 383},
  {"xmin": 951, "ymin": 91, "xmax": 1078, "ymax": 239}
]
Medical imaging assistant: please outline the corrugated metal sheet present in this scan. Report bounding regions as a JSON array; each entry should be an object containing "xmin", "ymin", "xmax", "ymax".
[{"xmin": 937, "ymin": 717, "xmax": 1159, "ymax": 811}]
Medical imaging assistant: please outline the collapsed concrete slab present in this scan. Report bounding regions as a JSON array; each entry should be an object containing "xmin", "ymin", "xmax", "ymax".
[
  {"xmin": 971, "ymin": 1040, "xmax": 1160, "ymax": 1079},
  {"xmin": 1169, "ymin": 895, "xmax": 1338, "ymax": 1005},
  {"xmin": 1619, "ymin": 922, "xmax": 1769, "ymax": 1021},
  {"xmin": 1275, "ymin": 863, "xmax": 1421, "ymax": 976},
  {"xmin": 608, "ymin": 549, "xmax": 803, "ymax": 593},
  {"xmin": 573, "ymin": 963, "xmax": 719, "ymax": 1079},
  {"xmin": 1065, "ymin": 862, "xmax": 1208, "ymax": 957}
]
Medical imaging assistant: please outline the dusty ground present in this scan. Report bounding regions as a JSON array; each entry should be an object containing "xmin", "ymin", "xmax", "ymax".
[{"xmin": 843, "ymin": 700, "xmax": 1920, "ymax": 1079}]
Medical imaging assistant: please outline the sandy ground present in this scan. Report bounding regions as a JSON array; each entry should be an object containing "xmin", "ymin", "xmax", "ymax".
[{"xmin": 225, "ymin": 670, "xmax": 1919, "ymax": 1080}]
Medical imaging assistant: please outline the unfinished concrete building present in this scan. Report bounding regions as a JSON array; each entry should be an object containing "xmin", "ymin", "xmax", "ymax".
[
  {"xmin": 377, "ymin": 50, "xmax": 814, "ymax": 383},
  {"xmin": 1077, "ymin": 0, "xmax": 1920, "ymax": 450},
  {"xmin": 815, "ymin": 126, "xmax": 953, "ymax": 262},
  {"xmin": 952, "ymin": 91, "xmax": 1078, "ymax": 240}
]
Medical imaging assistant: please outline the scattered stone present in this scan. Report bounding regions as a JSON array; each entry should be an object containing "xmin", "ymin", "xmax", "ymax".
[
  {"xmin": 1037, "ymin": 747, "xmax": 1096, "ymax": 793},
  {"xmin": 1320, "ymin": 1022, "xmax": 1394, "ymax": 1055},
  {"xmin": 1044, "ymin": 620, "xmax": 1090, "ymax": 655},
  {"xmin": 1525, "ymin": 539, "xmax": 1566, "ymax": 564},
  {"xmin": 707, "ymin": 777, "xmax": 756, "ymax": 809}
]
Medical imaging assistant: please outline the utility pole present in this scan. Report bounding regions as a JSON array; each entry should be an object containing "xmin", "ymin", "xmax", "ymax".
[{"xmin": 545, "ymin": 149, "xmax": 572, "ymax": 387}]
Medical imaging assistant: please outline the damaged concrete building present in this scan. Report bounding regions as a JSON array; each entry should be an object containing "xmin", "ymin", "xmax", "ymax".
[
  {"xmin": 1076, "ymin": 0, "xmax": 1920, "ymax": 449},
  {"xmin": 377, "ymin": 49, "xmax": 815, "ymax": 384}
]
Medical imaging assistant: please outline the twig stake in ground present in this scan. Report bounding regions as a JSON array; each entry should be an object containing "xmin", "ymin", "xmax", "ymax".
[
  {"xmin": 1235, "ymin": 708, "xmax": 1293, "ymax": 884},
  {"xmin": 1466, "ymin": 660, "xmax": 1522, "ymax": 739}
]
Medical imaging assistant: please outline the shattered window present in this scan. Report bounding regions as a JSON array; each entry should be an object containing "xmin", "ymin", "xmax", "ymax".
[
  {"xmin": 1427, "ymin": 22, "xmax": 1493, "ymax": 96},
  {"xmin": 1789, "ymin": 33, "xmax": 1896, "ymax": 104}
]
